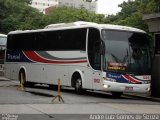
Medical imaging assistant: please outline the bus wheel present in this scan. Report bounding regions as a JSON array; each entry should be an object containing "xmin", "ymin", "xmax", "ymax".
[
  {"xmin": 112, "ymin": 92, "xmax": 123, "ymax": 98},
  {"xmin": 19, "ymin": 70, "xmax": 26, "ymax": 87},
  {"xmin": 75, "ymin": 78, "xmax": 83, "ymax": 94}
]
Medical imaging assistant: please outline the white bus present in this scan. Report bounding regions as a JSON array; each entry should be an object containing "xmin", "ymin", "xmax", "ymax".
[
  {"xmin": 5, "ymin": 21, "xmax": 151, "ymax": 97},
  {"xmin": 0, "ymin": 34, "xmax": 7, "ymax": 75},
  {"xmin": 0, "ymin": 34, "xmax": 7, "ymax": 64}
]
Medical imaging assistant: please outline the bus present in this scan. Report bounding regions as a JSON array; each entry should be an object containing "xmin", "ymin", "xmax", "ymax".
[
  {"xmin": 5, "ymin": 21, "xmax": 151, "ymax": 97},
  {"xmin": 0, "ymin": 34, "xmax": 7, "ymax": 76},
  {"xmin": 0, "ymin": 34, "xmax": 7, "ymax": 64}
]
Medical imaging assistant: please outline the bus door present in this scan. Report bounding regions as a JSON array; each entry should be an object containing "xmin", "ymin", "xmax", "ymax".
[
  {"xmin": 88, "ymin": 28, "xmax": 103, "ymax": 90},
  {"xmin": 92, "ymin": 41, "xmax": 103, "ymax": 90}
]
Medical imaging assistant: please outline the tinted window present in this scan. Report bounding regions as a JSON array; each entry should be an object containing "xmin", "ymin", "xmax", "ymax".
[
  {"xmin": 102, "ymin": 30, "xmax": 129, "ymax": 62},
  {"xmin": 102, "ymin": 30, "xmax": 150, "ymax": 75},
  {"xmin": 7, "ymin": 28, "xmax": 87, "ymax": 51},
  {"xmin": 46, "ymin": 29, "xmax": 87, "ymax": 50},
  {"xmin": 7, "ymin": 33, "xmax": 35, "ymax": 50},
  {"xmin": 88, "ymin": 28, "xmax": 101, "ymax": 70}
]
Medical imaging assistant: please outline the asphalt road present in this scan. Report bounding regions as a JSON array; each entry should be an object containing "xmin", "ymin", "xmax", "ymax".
[{"xmin": 0, "ymin": 77, "xmax": 160, "ymax": 120}]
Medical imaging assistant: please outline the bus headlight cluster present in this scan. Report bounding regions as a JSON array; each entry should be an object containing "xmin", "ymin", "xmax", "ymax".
[
  {"xmin": 103, "ymin": 84, "xmax": 111, "ymax": 88},
  {"xmin": 146, "ymin": 87, "xmax": 150, "ymax": 91}
]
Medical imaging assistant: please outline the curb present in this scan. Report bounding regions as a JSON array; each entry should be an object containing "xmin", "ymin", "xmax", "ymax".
[{"xmin": 124, "ymin": 93, "xmax": 160, "ymax": 102}]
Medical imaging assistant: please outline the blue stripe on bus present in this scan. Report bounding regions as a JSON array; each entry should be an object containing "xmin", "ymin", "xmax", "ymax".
[{"xmin": 6, "ymin": 50, "xmax": 33, "ymax": 62}]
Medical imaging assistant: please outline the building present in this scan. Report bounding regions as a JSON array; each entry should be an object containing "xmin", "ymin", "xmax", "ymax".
[
  {"xmin": 58, "ymin": 0, "xmax": 98, "ymax": 13},
  {"xmin": 30, "ymin": 0, "xmax": 98, "ymax": 14},
  {"xmin": 30, "ymin": 0, "xmax": 59, "ymax": 14},
  {"xmin": 143, "ymin": 13, "xmax": 160, "ymax": 98}
]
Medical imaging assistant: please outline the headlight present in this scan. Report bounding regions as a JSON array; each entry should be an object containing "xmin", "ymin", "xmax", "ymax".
[{"xmin": 103, "ymin": 84, "xmax": 111, "ymax": 88}]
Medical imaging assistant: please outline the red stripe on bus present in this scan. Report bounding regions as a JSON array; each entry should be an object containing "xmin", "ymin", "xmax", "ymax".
[
  {"xmin": 23, "ymin": 51, "xmax": 87, "ymax": 64},
  {"xmin": 123, "ymin": 75, "xmax": 140, "ymax": 83}
]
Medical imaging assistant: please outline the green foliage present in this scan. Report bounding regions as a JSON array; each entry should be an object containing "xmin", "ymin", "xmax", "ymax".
[
  {"xmin": 107, "ymin": 0, "xmax": 160, "ymax": 32},
  {"xmin": 46, "ymin": 7, "xmax": 105, "ymax": 24},
  {"xmin": 0, "ymin": 0, "xmax": 160, "ymax": 34},
  {"xmin": 0, "ymin": 0, "xmax": 46, "ymax": 33},
  {"xmin": 118, "ymin": 0, "xmax": 137, "ymax": 19},
  {"xmin": 0, "ymin": 0, "xmax": 105, "ymax": 34}
]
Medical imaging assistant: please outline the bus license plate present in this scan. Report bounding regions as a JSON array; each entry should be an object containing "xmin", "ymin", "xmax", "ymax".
[{"xmin": 125, "ymin": 86, "xmax": 133, "ymax": 91}]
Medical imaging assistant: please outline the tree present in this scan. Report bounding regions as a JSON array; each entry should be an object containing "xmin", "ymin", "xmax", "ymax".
[
  {"xmin": 46, "ymin": 6, "xmax": 105, "ymax": 24},
  {"xmin": 0, "ymin": 0, "xmax": 106, "ymax": 34},
  {"xmin": 106, "ymin": 0, "xmax": 160, "ymax": 32},
  {"xmin": 118, "ymin": 0, "xmax": 137, "ymax": 19},
  {"xmin": 0, "ymin": 0, "xmax": 46, "ymax": 34}
]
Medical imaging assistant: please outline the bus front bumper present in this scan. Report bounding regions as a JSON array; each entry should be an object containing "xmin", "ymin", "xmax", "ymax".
[{"xmin": 102, "ymin": 81, "xmax": 150, "ymax": 93}]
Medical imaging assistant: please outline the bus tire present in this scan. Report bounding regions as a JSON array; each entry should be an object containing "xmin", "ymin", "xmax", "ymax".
[
  {"xmin": 112, "ymin": 92, "xmax": 123, "ymax": 98},
  {"xmin": 75, "ymin": 78, "xmax": 83, "ymax": 94}
]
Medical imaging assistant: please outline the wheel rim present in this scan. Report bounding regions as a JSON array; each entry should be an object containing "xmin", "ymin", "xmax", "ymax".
[{"xmin": 76, "ymin": 78, "xmax": 82, "ymax": 89}]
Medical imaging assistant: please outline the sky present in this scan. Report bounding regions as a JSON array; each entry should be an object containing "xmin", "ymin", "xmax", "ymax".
[{"xmin": 97, "ymin": 0, "xmax": 129, "ymax": 15}]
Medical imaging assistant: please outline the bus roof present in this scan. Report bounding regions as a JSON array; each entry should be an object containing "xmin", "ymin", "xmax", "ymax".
[
  {"xmin": 0, "ymin": 34, "xmax": 7, "ymax": 37},
  {"xmin": 8, "ymin": 21, "xmax": 146, "ymax": 34}
]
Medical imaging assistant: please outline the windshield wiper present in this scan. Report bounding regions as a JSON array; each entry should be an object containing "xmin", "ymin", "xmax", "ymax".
[{"xmin": 110, "ymin": 53, "xmax": 119, "ymax": 62}]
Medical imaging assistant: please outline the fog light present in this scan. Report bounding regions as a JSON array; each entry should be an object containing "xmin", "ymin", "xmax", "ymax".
[
  {"xmin": 103, "ymin": 84, "xmax": 110, "ymax": 88},
  {"xmin": 146, "ymin": 87, "xmax": 150, "ymax": 91}
]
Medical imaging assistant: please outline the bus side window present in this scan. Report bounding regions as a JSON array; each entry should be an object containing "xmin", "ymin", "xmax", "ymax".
[
  {"xmin": 88, "ymin": 28, "xmax": 101, "ymax": 70},
  {"xmin": 45, "ymin": 29, "xmax": 86, "ymax": 51}
]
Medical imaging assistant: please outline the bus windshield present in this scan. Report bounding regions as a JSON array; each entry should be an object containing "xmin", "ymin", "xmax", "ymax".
[{"xmin": 101, "ymin": 30, "xmax": 151, "ymax": 75}]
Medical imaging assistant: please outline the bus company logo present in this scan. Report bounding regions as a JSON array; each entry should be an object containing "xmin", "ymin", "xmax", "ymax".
[
  {"xmin": 107, "ymin": 73, "xmax": 121, "ymax": 79},
  {"xmin": 7, "ymin": 54, "xmax": 20, "ymax": 60}
]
